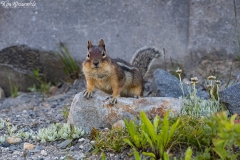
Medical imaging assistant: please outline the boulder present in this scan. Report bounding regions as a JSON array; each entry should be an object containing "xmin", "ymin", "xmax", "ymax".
[
  {"xmin": 0, "ymin": 45, "xmax": 67, "ymax": 96},
  {"xmin": 219, "ymin": 82, "xmax": 240, "ymax": 114},
  {"xmin": 68, "ymin": 91, "xmax": 183, "ymax": 132},
  {"xmin": 151, "ymin": 69, "xmax": 209, "ymax": 99}
]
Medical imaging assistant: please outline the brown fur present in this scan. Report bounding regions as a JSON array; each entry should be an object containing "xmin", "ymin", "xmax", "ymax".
[{"xmin": 82, "ymin": 39, "xmax": 143, "ymax": 103}]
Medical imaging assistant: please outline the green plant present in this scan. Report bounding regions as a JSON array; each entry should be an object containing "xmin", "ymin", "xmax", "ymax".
[
  {"xmin": 184, "ymin": 147, "xmax": 193, "ymax": 160},
  {"xmin": 133, "ymin": 146, "xmax": 193, "ymax": 160},
  {"xmin": 55, "ymin": 42, "xmax": 80, "ymax": 80},
  {"xmin": 179, "ymin": 73, "xmax": 224, "ymax": 117},
  {"xmin": 211, "ymin": 111, "xmax": 240, "ymax": 160},
  {"xmin": 0, "ymin": 116, "xmax": 85, "ymax": 147},
  {"xmin": 28, "ymin": 69, "xmax": 51, "ymax": 95},
  {"xmin": 124, "ymin": 111, "xmax": 180, "ymax": 159},
  {"xmin": 33, "ymin": 123, "xmax": 84, "ymax": 143},
  {"xmin": 8, "ymin": 77, "xmax": 19, "ymax": 98},
  {"xmin": 172, "ymin": 115, "xmax": 217, "ymax": 152},
  {"xmin": 176, "ymin": 69, "xmax": 185, "ymax": 96},
  {"xmin": 193, "ymin": 148, "xmax": 211, "ymax": 160},
  {"xmin": 123, "ymin": 118, "xmax": 148, "ymax": 151},
  {"xmin": 62, "ymin": 105, "xmax": 69, "ymax": 121},
  {"xmin": 101, "ymin": 152, "xmax": 106, "ymax": 160},
  {"xmin": 0, "ymin": 135, "xmax": 6, "ymax": 144},
  {"xmin": 93, "ymin": 128, "xmax": 129, "ymax": 153}
]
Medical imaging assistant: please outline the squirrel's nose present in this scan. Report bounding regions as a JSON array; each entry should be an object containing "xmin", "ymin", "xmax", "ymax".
[{"xmin": 93, "ymin": 59, "xmax": 99, "ymax": 66}]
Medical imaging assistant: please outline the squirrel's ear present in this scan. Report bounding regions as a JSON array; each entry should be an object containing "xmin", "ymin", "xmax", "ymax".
[
  {"xmin": 99, "ymin": 39, "xmax": 106, "ymax": 51},
  {"xmin": 87, "ymin": 40, "xmax": 92, "ymax": 50}
]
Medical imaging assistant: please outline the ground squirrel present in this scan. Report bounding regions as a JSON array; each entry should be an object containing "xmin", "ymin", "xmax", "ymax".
[{"xmin": 82, "ymin": 38, "xmax": 161, "ymax": 104}]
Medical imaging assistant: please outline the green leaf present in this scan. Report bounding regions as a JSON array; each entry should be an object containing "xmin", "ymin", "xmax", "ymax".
[
  {"xmin": 161, "ymin": 111, "xmax": 170, "ymax": 147},
  {"xmin": 142, "ymin": 152, "xmax": 156, "ymax": 158},
  {"xmin": 153, "ymin": 115, "xmax": 160, "ymax": 133},
  {"xmin": 212, "ymin": 148, "xmax": 226, "ymax": 160},
  {"xmin": 134, "ymin": 149, "xmax": 141, "ymax": 160},
  {"xmin": 140, "ymin": 111, "xmax": 156, "ymax": 142},
  {"xmin": 123, "ymin": 138, "xmax": 136, "ymax": 148},
  {"xmin": 234, "ymin": 124, "xmax": 240, "ymax": 133},
  {"xmin": 163, "ymin": 152, "xmax": 170, "ymax": 160},
  {"xmin": 101, "ymin": 152, "xmax": 106, "ymax": 160},
  {"xmin": 212, "ymin": 138, "xmax": 226, "ymax": 148},
  {"xmin": 184, "ymin": 147, "xmax": 192, "ymax": 160},
  {"xmin": 142, "ymin": 131, "xmax": 154, "ymax": 151},
  {"xmin": 133, "ymin": 135, "xmax": 141, "ymax": 148},
  {"xmin": 230, "ymin": 114, "xmax": 237, "ymax": 125},
  {"xmin": 169, "ymin": 118, "xmax": 180, "ymax": 142}
]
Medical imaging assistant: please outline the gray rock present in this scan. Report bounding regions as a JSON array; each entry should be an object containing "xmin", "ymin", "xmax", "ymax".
[
  {"xmin": 151, "ymin": 69, "xmax": 209, "ymax": 99},
  {"xmin": 57, "ymin": 139, "xmax": 72, "ymax": 149},
  {"xmin": 68, "ymin": 91, "xmax": 182, "ymax": 132},
  {"xmin": 0, "ymin": 45, "xmax": 67, "ymax": 96},
  {"xmin": 219, "ymin": 82, "xmax": 240, "ymax": 114},
  {"xmin": 2, "ymin": 97, "xmax": 28, "ymax": 108}
]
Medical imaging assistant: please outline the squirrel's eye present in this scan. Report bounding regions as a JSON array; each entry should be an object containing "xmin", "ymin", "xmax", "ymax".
[
  {"xmin": 87, "ymin": 53, "xmax": 90, "ymax": 58},
  {"xmin": 102, "ymin": 51, "xmax": 105, "ymax": 57}
]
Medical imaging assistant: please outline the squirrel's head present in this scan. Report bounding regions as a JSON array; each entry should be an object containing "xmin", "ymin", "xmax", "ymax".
[{"xmin": 85, "ymin": 39, "xmax": 109, "ymax": 69}]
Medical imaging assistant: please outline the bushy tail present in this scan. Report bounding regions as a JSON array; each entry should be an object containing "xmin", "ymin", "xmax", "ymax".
[{"xmin": 130, "ymin": 47, "xmax": 162, "ymax": 77}]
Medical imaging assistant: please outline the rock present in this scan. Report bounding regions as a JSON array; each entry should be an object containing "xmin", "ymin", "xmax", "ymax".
[
  {"xmin": 219, "ymin": 82, "xmax": 240, "ymax": 114},
  {"xmin": 48, "ymin": 86, "xmax": 58, "ymax": 95},
  {"xmin": 2, "ymin": 97, "xmax": 29, "ymax": 109},
  {"xmin": 12, "ymin": 151, "xmax": 21, "ymax": 155},
  {"xmin": 1, "ymin": 142, "xmax": 10, "ymax": 147},
  {"xmin": 78, "ymin": 138, "xmax": 85, "ymax": 142},
  {"xmin": 0, "ymin": 45, "xmax": 67, "ymax": 97},
  {"xmin": 151, "ymin": 69, "xmax": 209, "ymax": 99},
  {"xmin": 57, "ymin": 139, "xmax": 72, "ymax": 149},
  {"xmin": 0, "ymin": 87, "xmax": 5, "ymax": 99},
  {"xmin": 68, "ymin": 91, "xmax": 182, "ymax": 132},
  {"xmin": 6, "ymin": 137, "xmax": 22, "ymax": 144},
  {"xmin": 112, "ymin": 120, "xmax": 125, "ymax": 129},
  {"xmin": 23, "ymin": 143, "xmax": 36, "ymax": 150},
  {"xmin": 40, "ymin": 150, "xmax": 48, "ymax": 156}
]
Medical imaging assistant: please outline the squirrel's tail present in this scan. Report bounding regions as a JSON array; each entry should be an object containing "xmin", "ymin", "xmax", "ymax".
[{"xmin": 131, "ymin": 47, "xmax": 162, "ymax": 78}]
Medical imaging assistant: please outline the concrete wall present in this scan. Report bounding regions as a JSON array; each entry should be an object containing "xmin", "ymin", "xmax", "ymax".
[{"xmin": 0, "ymin": 0, "xmax": 239, "ymax": 72}]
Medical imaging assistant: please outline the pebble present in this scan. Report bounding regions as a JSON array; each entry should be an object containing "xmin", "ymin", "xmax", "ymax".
[
  {"xmin": 13, "ymin": 151, "xmax": 21, "ymax": 155},
  {"xmin": 6, "ymin": 137, "xmax": 22, "ymax": 144},
  {"xmin": 40, "ymin": 150, "xmax": 48, "ymax": 156},
  {"xmin": 24, "ymin": 142, "xmax": 36, "ymax": 150},
  {"xmin": 78, "ymin": 138, "xmax": 85, "ymax": 142},
  {"xmin": 112, "ymin": 120, "xmax": 125, "ymax": 129},
  {"xmin": 1, "ymin": 142, "xmax": 10, "ymax": 147},
  {"xmin": 0, "ymin": 79, "xmax": 132, "ymax": 159}
]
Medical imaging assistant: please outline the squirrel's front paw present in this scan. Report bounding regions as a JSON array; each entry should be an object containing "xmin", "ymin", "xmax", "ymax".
[
  {"xmin": 133, "ymin": 95, "xmax": 141, "ymax": 99},
  {"xmin": 106, "ymin": 96, "xmax": 118, "ymax": 104},
  {"xmin": 110, "ymin": 97, "xmax": 118, "ymax": 104},
  {"xmin": 83, "ymin": 90, "xmax": 93, "ymax": 99}
]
